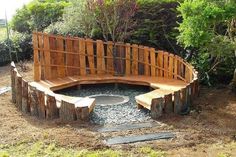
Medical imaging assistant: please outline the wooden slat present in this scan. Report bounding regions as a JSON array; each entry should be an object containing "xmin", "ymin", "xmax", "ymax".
[
  {"xmin": 65, "ymin": 38, "xmax": 73, "ymax": 76},
  {"xmin": 96, "ymin": 40, "xmax": 105, "ymax": 74},
  {"xmin": 22, "ymin": 79, "xmax": 29, "ymax": 114},
  {"xmin": 151, "ymin": 98, "xmax": 164, "ymax": 119},
  {"xmin": 46, "ymin": 94, "xmax": 59, "ymax": 119},
  {"xmin": 169, "ymin": 54, "xmax": 174, "ymax": 79},
  {"xmin": 174, "ymin": 90, "xmax": 182, "ymax": 114},
  {"xmin": 33, "ymin": 33, "xmax": 40, "ymax": 81},
  {"xmin": 79, "ymin": 38, "xmax": 86, "ymax": 75},
  {"xmin": 49, "ymin": 36, "xmax": 57, "ymax": 79},
  {"xmin": 157, "ymin": 51, "xmax": 164, "ymax": 77},
  {"xmin": 164, "ymin": 93, "xmax": 173, "ymax": 113},
  {"xmin": 38, "ymin": 34, "xmax": 45, "ymax": 80},
  {"xmin": 125, "ymin": 43, "xmax": 131, "ymax": 75},
  {"xmin": 174, "ymin": 55, "xmax": 178, "ymax": 79},
  {"xmin": 11, "ymin": 65, "xmax": 16, "ymax": 103},
  {"xmin": 16, "ymin": 74, "xmax": 22, "ymax": 111},
  {"xmin": 29, "ymin": 85, "xmax": 38, "ymax": 117},
  {"xmin": 37, "ymin": 89, "xmax": 46, "ymax": 119},
  {"xmin": 144, "ymin": 47, "xmax": 150, "ymax": 76},
  {"xmin": 72, "ymin": 38, "xmax": 80, "ymax": 76},
  {"xmin": 60, "ymin": 100, "xmax": 76, "ymax": 121},
  {"xmin": 138, "ymin": 46, "xmax": 144, "ymax": 75},
  {"xmin": 163, "ymin": 52, "xmax": 169, "ymax": 78},
  {"xmin": 56, "ymin": 37, "xmax": 65, "ymax": 78},
  {"xmin": 150, "ymin": 48, "xmax": 156, "ymax": 77},
  {"xmin": 43, "ymin": 34, "xmax": 51, "ymax": 79},
  {"xmin": 86, "ymin": 39, "xmax": 95, "ymax": 74},
  {"xmin": 131, "ymin": 44, "xmax": 138, "ymax": 75}
]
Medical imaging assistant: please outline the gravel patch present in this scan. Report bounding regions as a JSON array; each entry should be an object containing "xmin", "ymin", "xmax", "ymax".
[{"xmin": 57, "ymin": 83, "xmax": 152, "ymax": 125}]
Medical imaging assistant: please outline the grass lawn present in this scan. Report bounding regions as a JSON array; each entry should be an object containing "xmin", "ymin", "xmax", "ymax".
[{"xmin": 0, "ymin": 140, "xmax": 166, "ymax": 157}]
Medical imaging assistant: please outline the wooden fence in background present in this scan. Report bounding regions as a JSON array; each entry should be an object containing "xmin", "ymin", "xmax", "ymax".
[{"xmin": 33, "ymin": 32, "xmax": 196, "ymax": 83}]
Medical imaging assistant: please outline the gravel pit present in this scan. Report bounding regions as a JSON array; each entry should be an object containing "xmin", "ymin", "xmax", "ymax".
[{"xmin": 56, "ymin": 83, "xmax": 152, "ymax": 125}]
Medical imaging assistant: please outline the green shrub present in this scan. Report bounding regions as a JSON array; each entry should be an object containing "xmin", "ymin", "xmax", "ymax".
[
  {"xmin": 0, "ymin": 33, "xmax": 32, "ymax": 66},
  {"xmin": 129, "ymin": 0, "xmax": 183, "ymax": 54}
]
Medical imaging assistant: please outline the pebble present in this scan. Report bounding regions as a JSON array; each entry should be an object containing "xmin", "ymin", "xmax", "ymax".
[{"xmin": 57, "ymin": 84, "xmax": 152, "ymax": 125}]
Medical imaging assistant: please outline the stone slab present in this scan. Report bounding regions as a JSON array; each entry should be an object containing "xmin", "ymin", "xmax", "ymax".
[
  {"xmin": 105, "ymin": 132, "xmax": 175, "ymax": 145},
  {"xmin": 0, "ymin": 87, "xmax": 11, "ymax": 95}
]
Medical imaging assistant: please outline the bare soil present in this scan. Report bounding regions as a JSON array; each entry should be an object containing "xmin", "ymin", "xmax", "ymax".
[{"xmin": 0, "ymin": 61, "xmax": 236, "ymax": 157}]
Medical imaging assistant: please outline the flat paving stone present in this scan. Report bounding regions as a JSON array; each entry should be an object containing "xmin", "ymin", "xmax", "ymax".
[
  {"xmin": 105, "ymin": 132, "xmax": 175, "ymax": 145},
  {"xmin": 98, "ymin": 122, "xmax": 159, "ymax": 132},
  {"xmin": 0, "ymin": 87, "xmax": 11, "ymax": 95}
]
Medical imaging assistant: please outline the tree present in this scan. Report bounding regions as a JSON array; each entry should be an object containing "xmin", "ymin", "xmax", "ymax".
[
  {"xmin": 177, "ymin": 0, "xmax": 236, "ymax": 86},
  {"xmin": 11, "ymin": 0, "xmax": 69, "ymax": 33}
]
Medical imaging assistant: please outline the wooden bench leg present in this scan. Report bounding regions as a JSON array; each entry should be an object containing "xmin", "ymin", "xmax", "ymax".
[
  {"xmin": 137, "ymin": 103, "xmax": 143, "ymax": 109},
  {"xmin": 75, "ymin": 107, "xmax": 90, "ymax": 121},
  {"xmin": 151, "ymin": 98, "xmax": 164, "ymax": 119}
]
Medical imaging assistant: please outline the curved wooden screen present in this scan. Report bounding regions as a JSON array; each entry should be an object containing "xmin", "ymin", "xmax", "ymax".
[{"xmin": 33, "ymin": 32, "xmax": 198, "ymax": 84}]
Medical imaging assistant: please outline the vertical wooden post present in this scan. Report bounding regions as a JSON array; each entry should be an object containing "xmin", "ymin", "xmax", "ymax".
[
  {"xmin": 22, "ymin": 79, "xmax": 29, "ymax": 114},
  {"xmin": 46, "ymin": 94, "xmax": 59, "ymax": 119},
  {"xmin": 43, "ymin": 34, "xmax": 52, "ymax": 79},
  {"xmin": 151, "ymin": 98, "xmax": 164, "ymax": 119},
  {"xmin": 174, "ymin": 90, "xmax": 182, "ymax": 114},
  {"xmin": 164, "ymin": 93, "xmax": 173, "ymax": 113},
  {"xmin": 75, "ymin": 107, "xmax": 90, "ymax": 121},
  {"xmin": 28, "ymin": 85, "xmax": 39, "ymax": 117},
  {"xmin": 96, "ymin": 40, "xmax": 105, "ymax": 75},
  {"xmin": 163, "ymin": 52, "xmax": 169, "ymax": 78},
  {"xmin": 49, "ymin": 35, "xmax": 57, "ymax": 79},
  {"xmin": 180, "ymin": 88, "xmax": 187, "ymax": 112},
  {"xmin": 56, "ymin": 36, "xmax": 66, "ymax": 78},
  {"xmin": 150, "ymin": 48, "xmax": 156, "ymax": 77},
  {"xmin": 37, "ymin": 89, "xmax": 46, "ymax": 119},
  {"xmin": 157, "ymin": 51, "xmax": 164, "ymax": 77},
  {"xmin": 73, "ymin": 38, "xmax": 80, "ymax": 76},
  {"xmin": 60, "ymin": 100, "xmax": 76, "ymax": 121},
  {"xmin": 16, "ymin": 74, "xmax": 22, "ymax": 111},
  {"xmin": 125, "ymin": 43, "xmax": 131, "ymax": 75},
  {"xmin": 138, "ymin": 46, "xmax": 144, "ymax": 75},
  {"xmin": 65, "ymin": 38, "xmax": 73, "ymax": 76},
  {"xmin": 107, "ymin": 41, "xmax": 114, "ymax": 75},
  {"xmin": 131, "ymin": 44, "xmax": 138, "ymax": 75},
  {"xmin": 169, "ymin": 54, "xmax": 174, "ymax": 79},
  {"xmin": 86, "ymin": 39, "xmax": 95, "ymax": 75},
  {"xmin": 11, "ymin": 62, "xmax": 16, "ymax": 103},
  {"xmin": 79, "ymin": 38, "xmax": 86, "ymax": 75},
  {"xmin": 144, "ymin": 47, "xmax": 150, "ymax": 76},
  {"xmin": 33, "ymin": 33, "xmax": 40, "ymax": 81},
  {"xmin": 174, "ymin": 55, "xmax": 178, "ymax": 79}
]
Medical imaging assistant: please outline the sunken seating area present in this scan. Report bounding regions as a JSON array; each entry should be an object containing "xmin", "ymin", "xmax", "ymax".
[{"xmin": 10, "ymin": 32, "xmax": 198, "ymax": 121}]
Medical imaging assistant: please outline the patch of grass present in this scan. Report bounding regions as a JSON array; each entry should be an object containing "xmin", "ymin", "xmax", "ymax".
[
  {"xmin": 0, "ymin": 141, "xmax": 125, "ymax": 157},
  {"xmin": 0, "ymin": 141, "xmax": 168, "ymax": 157},
  {"xmin": 139, "ymin": 146, "xmax": 166, "ymax": 157},
  {"xmin": 218, "ymin": 152, "xmax": 231, "ymax": 157}
]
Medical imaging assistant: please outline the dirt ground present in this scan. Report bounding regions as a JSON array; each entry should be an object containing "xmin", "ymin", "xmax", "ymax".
[{"xmin": 0, "ymin": 61, "xmax": 236, "ymax": 157}]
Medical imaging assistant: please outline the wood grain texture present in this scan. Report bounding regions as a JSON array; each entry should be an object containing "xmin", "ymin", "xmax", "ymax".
[
  {"xmin": 22, "ymin": 79, "xmax": 29, "ymax": 114},
  {"xmin": 46, "ymin": 94, "xmax": 59, "ymax": 119},
  {"xmin": 16, "ymin": 74, "xmax": 22, "ymax": 111},
  {"xmin": 157, "ymin": 51, "xmax": 163, "ymax": 77},
  {"xmin": 56, "ymin": 37, "xmax": 65, "ymax": 78},
  {"xmin": 79, "ymin": 38, "xmax": 86, "ymax": 75},
  {"xmin": 144, "ymin": 47, "xmax": 150, "ymax": 76},
  {"xmin": 43, "ymin": 34, "xmax": 51, "ymax": 79},
  {"xmin": 86, "ymin": 39, "xmax": 95, "ymax": 74},
  {"xmin": 131, "ymin": 44, "xmax": 138, "ymax": 75},
  {"xmin": 150, "ymin": 48, "xmax": 156, "ymax": 77},
  {"xmin": 125, "ymin": 43, "xmax": 131, "ymax": 75}
]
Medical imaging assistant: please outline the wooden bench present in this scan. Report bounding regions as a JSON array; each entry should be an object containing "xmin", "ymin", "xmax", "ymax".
[{"xmin": 135, "ymin": 89, "xmax": 175, "ymax": 118}]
